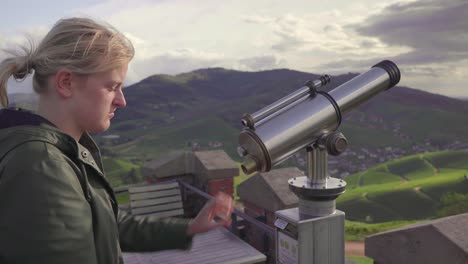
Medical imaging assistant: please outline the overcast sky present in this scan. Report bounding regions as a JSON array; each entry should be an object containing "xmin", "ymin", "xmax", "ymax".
[{"xmin": 1, "ymin": 0, "xmax": 467, "ymax": 99}]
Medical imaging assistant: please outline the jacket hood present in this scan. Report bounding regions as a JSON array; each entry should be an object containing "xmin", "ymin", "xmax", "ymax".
[
  {"xmin": 0, "ymin": 107, "xmax": 55, "ymax": 129},
  {"xmin": 0, "ymin": 108, "xmax": 88, "ymax": 161}
]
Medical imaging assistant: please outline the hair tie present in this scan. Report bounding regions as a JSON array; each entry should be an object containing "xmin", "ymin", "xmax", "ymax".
[{"xmin": 27, "ymin": 62, "xmax": 34, "ymax": 74}]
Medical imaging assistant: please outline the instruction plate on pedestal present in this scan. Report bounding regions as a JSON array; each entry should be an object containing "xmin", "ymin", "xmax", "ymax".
[{"xmin": 278, "ymin": 231, "xmax": 298, "ymax": 264}]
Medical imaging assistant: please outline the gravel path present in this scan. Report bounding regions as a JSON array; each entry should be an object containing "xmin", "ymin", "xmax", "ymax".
[{"xmin": 345, "ymin": 241, "xmax": 365, "ymax": 256}]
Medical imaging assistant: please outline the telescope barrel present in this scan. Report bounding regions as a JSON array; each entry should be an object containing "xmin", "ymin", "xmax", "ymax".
[
  {"xmin": 330, "ymin": 60, "xmax": 400, "ymax": 115},
  {"xmin": 239, "ymin": 60, "xmax": 400, "ymax": 174}
]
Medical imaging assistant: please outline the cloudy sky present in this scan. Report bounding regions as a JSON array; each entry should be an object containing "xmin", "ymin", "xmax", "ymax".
[{"xmin": 1, "ymin": 0, "xmax": 467, "ymax": 99}]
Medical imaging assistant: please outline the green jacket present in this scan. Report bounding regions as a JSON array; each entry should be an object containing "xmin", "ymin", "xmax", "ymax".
[{"xmin": 0, "ymin": 108, "xmax": 193, "ymax": 264}]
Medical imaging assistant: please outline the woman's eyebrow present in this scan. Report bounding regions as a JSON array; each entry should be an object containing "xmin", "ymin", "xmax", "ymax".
[{"xmin": 108, "ymin": 80, "xmax": 122, "ymax": 86}]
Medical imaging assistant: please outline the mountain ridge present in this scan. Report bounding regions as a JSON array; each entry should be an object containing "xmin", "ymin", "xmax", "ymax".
[{"xmin": 8, "ymin": 67, "xmax": 468, "ymax": 172}]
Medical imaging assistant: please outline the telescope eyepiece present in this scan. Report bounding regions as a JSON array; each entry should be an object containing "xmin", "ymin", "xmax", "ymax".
[
  {"xmin": 372, "ymin": 60, "xmax": 401, "ymax": 88},
  {"xmin": 241, "ymin": 113, "xmax": 254, "ymax": 128},
  {"xmin": 304, "ymin": 74, "xmax": 331, "ymax": 95},
  {"xmin": 319, "ymin": 74, "xmax": 331, "ymax": 86},
  {"xmin": 241, "ymin": 155, "xmax": 260, "ymax": 175}
]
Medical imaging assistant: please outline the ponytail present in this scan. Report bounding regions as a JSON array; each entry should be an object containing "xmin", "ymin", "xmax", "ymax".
[{"xmin": 0, "ymin": 38, "xmax": 36, "ymax": 107}]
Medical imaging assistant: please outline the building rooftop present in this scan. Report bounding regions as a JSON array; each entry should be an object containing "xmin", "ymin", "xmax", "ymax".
[
  {"xmin": 194, "ymin": 150, "xmax": 238, "ymax": 170},
  {"xmin": 237, "ymin": 167, "xmax": 303, "ymax": 212},
  {"xmin": 142, "ymin": 150, "xmax": 238, "ymax": 180},
  {"xmin": 366, "ymin": 212, "xmax": 468, "ymax": 263}
]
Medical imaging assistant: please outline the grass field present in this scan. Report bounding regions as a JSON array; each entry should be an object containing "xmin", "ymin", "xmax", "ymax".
[
  {"xmin": 233, "ymin": 162, "xmax": 254, "ymax": 200},
  {"xmin": 345, "ymin": 220, "xmax": 422, "ymax": 241},
  {"xmin": 347, "ymin": 256, "xmax": 373, "ymax": 264},
  {"xmin": 337, "ymin": 150, "xmax": 468, "ymax": 222},
  {"xmin": 105, "ymin": 149, "xmax": 468, "ymax": 243},
  {"xmin": 104, "ymin": 150, "xmax": 468, "ymax": 264},
  {"xmin": 102, "ymin": 157, "xmax": 142, "ymax": 187}
]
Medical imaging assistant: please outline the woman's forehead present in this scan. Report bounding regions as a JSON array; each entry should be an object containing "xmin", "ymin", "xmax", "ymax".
[{"xmin": 94, "ymin": 65, "xmax": 127, "ymax": 82}]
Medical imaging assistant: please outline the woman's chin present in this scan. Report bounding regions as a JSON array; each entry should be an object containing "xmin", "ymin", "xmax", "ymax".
[{"xmin": 88, "ymin": 122, "xmax": 111, "ymax": 134}]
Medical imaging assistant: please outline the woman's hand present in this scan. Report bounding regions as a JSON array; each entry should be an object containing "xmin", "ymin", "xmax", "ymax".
[{"xmin": 186, "ymin": 192, "xmax": 234, "ymax": 236}]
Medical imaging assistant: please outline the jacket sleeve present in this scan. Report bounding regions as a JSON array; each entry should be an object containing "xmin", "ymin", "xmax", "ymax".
[
  {"xmin": 0, "ymin": 143, "xmax": 98, "ymax": 264},
  {"xmin": 117, "ymin": 210, "xmax": 194, "ymax": 252}
]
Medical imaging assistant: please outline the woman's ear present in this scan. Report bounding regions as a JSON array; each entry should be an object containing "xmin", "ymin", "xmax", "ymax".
[{"xmin": 53, "ymin": 69, "xmax": 74, "ymax": 98}]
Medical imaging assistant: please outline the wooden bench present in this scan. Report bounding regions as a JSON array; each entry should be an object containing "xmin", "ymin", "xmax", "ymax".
[
  {"xmin": 124, "ymin": 181, "xmax": 267, "ymax": 264},
  {"xmin": 129, "ymin": 181, "xmax": 185, "ymax": 218}
]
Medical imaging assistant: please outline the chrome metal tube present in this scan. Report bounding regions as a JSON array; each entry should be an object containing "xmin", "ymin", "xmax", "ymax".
[
  {"xmin": 239, "ymin": 60, "xmax": 400, "ymax": 173},
  {"xmin": 307, "ymin": 146, "xmax": 328, "ymax": 187}
]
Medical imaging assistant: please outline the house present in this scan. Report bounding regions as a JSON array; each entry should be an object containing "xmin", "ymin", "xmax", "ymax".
[{"xmin": 366, "ymin": 212, "xmax": 468, "ymax": 264}]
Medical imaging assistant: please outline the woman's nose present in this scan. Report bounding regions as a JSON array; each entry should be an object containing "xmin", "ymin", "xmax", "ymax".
[{"xmin": 114, "ymin": 89, "xmax": 127, "ymax": 108}]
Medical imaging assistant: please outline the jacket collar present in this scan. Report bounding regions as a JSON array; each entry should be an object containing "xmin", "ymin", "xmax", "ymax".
[{"xmin": 0, "ymin": 107, "xmax": 104, "ymax": 174}]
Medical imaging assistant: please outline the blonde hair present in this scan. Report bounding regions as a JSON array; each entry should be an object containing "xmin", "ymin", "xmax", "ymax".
[{"xmin": 0, "ymin": 17, "xmax": 134, "ymax": 107}]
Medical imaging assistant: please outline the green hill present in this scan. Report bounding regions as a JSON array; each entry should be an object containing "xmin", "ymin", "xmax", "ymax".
[
  {"xmin": 11, "ymin": 68, "xmax": 468, "ymax": 169},
  {"xmin": 101, "ymin": 158, "xmax": 142, "ymax": 187},
  {"xmin": 101, "ymin": 116, "xmax": 239, "ymax": 161},
  {"xmin": 83, "ymin": 68, "xmax": 468, "ymax": 165},
  {"xmin": 337, "ymin": 150, "xmax": 468, "ymax": 222}
]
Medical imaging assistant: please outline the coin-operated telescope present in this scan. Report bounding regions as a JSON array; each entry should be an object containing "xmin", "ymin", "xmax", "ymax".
[{"xmin": 238, "ymin": 60, "xmax": 400, "ymax": 264}]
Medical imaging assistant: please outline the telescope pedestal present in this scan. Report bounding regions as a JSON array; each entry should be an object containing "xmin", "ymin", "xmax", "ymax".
[
  {"xmin": 239, "ymin": 61, "xmax": 401, "ymax": 263},
  {"xmin": 275, "ymin": 143, "xmax": 346, "ymax": 263},
  {"xmin": 275, "ymin": 208, "xmax": 345, "ymax": 264}
]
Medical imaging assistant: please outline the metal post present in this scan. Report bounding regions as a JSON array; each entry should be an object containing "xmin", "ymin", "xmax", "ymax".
[
  {"xmin": 307, "ymin": 144, "xmax": 328, "ymax": 187},
  {"xmin": 275, "ymin": 137, "xmax": 347, "ymax": 264}
]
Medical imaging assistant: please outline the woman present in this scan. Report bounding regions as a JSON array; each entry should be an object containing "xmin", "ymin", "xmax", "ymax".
[{"xmin": 0, "ymin": 17, "xmax": 233, "ymax": 264}]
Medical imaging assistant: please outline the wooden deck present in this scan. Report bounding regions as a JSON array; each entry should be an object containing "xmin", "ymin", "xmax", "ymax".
[{"xmin": 123, "ymin": 227, "xmax": 266, "ymax": 264}]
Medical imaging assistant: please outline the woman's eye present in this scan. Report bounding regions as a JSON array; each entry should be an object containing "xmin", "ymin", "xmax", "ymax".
[{"xmin": 109, "ymin": 84, "xmax": 119, "ymax": 91}]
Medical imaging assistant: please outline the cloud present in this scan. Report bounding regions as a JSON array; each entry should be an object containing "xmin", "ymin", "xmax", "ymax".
[
  {"xmin": 353, "ymin": 0, "xmax": 468, "ymax": 65},
  {"xmin": 127, "ymin": 48, "xmax": 225, "ymax": 82},
  {"xmin": 313, "ymin": 0, "xmax": 467, "ymax": 99},
  {"xmin": 237, "ymin": 55, "xmax": 287, "ymax": 71},
  {"xmin": 2, "ymin": 0, "xmax": 466, "ymax": 99},
  {"xmin": 0, "ymin": 25, "xmax": 48, "ymax": 53},
  {"xmin": 241, "ymin": 14, "xmax": 274, "ymax": 24},
  {"xmin": 241, "ymin": 11, "xmax": 411, "ymax": 58}
]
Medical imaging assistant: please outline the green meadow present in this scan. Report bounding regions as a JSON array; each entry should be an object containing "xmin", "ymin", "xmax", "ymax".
[
  {"xmin": 104, "ymin": 150, "xmax": 468, "ymax": 243},
  {"xmin": 337, "ymin": 150, "xmax": 468, "ymax": 222}
]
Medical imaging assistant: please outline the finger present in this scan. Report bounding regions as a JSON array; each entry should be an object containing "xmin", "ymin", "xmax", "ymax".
[
  {"xmin": 214, "ymin": 215, "xmax": 232, "ymax": 226},
  {"xmin": 227, "ymin": 196, "xmax": 234, "ymax": 214},
  {"xmin": 200, "ymin": 198, "xmax": 216, "ymax": 215},
  {"xmin": 215, "ymin": 192, "xmax": 234, "ymax": 213},
  {"xmin": 196, "ymin": 198, "xmax": 217, "ymax": 222},
  {"xmin": 223, "ymin": 218, "xmax": 232, "ymax": 227},
  {"xmin": 212, "ymin": 219, "xmax": 230, "ymax": 229}
]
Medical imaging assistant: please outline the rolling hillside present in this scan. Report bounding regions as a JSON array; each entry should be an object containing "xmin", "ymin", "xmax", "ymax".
[
  {"xmin": 9, "ymin": 68, "xmax": 468, "ymax": 165},
  {"xmin": 337, "ymin": 150, "xmax": 468, "ymax": 222},
  {"xmin": 97, "ymin": 68, "xmax": 468, "ymax": 169},
  {"xmin": 9, "ymin": 68, "xmax": 468, "ymax": 179}
]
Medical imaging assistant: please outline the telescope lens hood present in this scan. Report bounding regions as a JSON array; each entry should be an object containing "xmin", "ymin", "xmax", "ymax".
[{"xmin": 372, "ymin": 60, "xmax": 401, "ymax": 88}]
